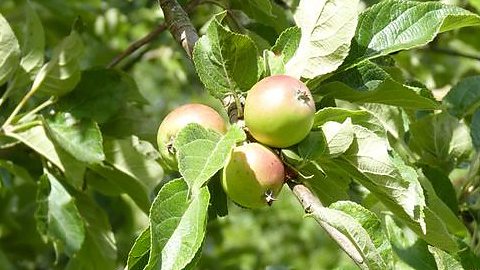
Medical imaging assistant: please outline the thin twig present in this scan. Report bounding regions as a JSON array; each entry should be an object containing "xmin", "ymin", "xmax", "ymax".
[
  {"xmin": 428, "ymin": 47, "xmax": 480, "ymax": 61},
  {"xmin": 107, "ymin": 24, "xmax": 168, "ymax": 68},
  {"xmin": 108, "ymin": 0, "xmax": 203, "ymax": 68},
  {"xmin": 287, "ymin": 181, "xmax": 365, "ymax": 267}
]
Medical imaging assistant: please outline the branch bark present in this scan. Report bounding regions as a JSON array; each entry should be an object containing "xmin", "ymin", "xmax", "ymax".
[
  {"xmin": 158, "ymin": 0, "xmax": 200, "ymax": 58},
  {"xmin": 287, "ymin": 181, "xmax": 365, "ymax": 267}
]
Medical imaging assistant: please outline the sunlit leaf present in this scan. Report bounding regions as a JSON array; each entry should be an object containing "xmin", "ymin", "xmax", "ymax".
[{"xmin": 286, "ymin": 0, "xmax": 358, "ymax": 78}]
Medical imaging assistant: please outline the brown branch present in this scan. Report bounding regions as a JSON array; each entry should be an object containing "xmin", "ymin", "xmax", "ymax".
[
  {"xmin": 108, "ymin": 24, "xmax": 168, "ymax": 68},
  {"xmin": 158, "ymin": 0, "xmax": 200, "ymax": 58},
  {"xmin": 108, "ymin": 0, "xmax": 202, "ymax": 68},
  {"xmin": 287, "ymin": 181, "xmax": 365, "ymax": 267}
]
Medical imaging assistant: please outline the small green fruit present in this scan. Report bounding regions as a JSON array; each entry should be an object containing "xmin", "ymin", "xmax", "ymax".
[
  {"xmin": 244, "ymin": 75, "xmax": 315, "ymax": 148},
  {"xmin": 222, "ymin": 143, "xmax": 285, "ymax": 208},
  {"xmin": 157, "ymin": 103, "xmax": 227, "ymax": 170}
]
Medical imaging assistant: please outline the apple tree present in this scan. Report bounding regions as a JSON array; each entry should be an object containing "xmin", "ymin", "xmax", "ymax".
[{"xmin": 1, "ymin": 0, "xmax": 480, "ymax": 269}]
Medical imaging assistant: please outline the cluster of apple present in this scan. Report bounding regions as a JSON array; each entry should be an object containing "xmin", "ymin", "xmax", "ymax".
[{"xmin": 157, "ymin": 75, "xmax": 315, "ymax": 208}]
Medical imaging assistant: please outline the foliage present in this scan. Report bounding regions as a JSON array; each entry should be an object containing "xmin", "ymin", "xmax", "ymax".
[{"xmin": 1, "ymin": 0, "xmax": 480, "ymax": 269}]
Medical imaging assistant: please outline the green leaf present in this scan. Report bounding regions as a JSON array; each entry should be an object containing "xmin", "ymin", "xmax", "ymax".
[
  {"xmin": 5, "ymin": 122, "xmax": 86, "ymax": 189},
  {"xmin": 321, "ymin": 119, "xmax": 355, "ymax": 157},
  {"xmin": 297, "ymin": 131, "xmax": 328, "ymax": 161},
  {"xmin": 272, "ymin": 27, "xmax": 301, "ymax": 62},
  {"xmin": 297, "ymin": 118, "xmax": 354, "ymax": 160},
  {"xmin": 104, "ymin": 136, "xmax": 162, "ymax": 192},
  {"xmin": 127, "ymin": 227, "xmax": 150, "ymax": 270},
  {"xmin": 421, "ymin": 166, "xmax": 459, "ymax": 216},
  {"xmin": 409, "ymin": 112, "xmax": 472, "ymax": 172},
  {"xmin": 304, "ymin": 163, "xmax": 351, "ymax": 205},
  {"xmin": 146, "ymin": 178, "xmax": 210, "ymax": 270},
  {"xmin": 308, "ymin": 200, "xmax": 390, "ymax": 269},
  {"xmin": 428, "ymin": 246, "xmax": 464, "ymax": 270},
  {"xmin": 89, "ymin": 163, "xmax": 151, "ymax": 213},
  {"xmin": 66, "ymin": 193, "xmax": 117, "ymax": 270},
  {"xmin": 282, "ymin": 144, "xmax": 351, "ymax": 205},
  {"xmin": 417, "ymin": 171, "xmax": 467, "ymax": 238},
  {"xmin": 263, "ymin": 50, "xmax": 286, "ymax": 76},
  {"xmin": 389, "ymin": 154, "xmax": 459, "ymax": 251},
  {"xmin": 443, "ymin": 76, "xmax": 480, "ymax": 118},
  {"xmin": 470, "ymin": 0, "xmax": 480, "ymax": 13},
  {"xmin": 343, "ymin": 0, "xmax": 480, "ymax": 68},
  {"xmin": 20, "ymin": 2, "xmax": 45, "ymax": 75},
  {"xmin": 43, "ymin": 112, "xmax": 105, "ymax": 164},
  {"xmin": 207, "ymin": 173, "xmax": 228, "ymax": 218},
  {"xmin": 310, "ymin": 60, "xmax": 439, "ymax": 109},
  {"xmin": 3, "ymin": 2, "xmax": 45, "ymax": 96},
  {"xmin": 193, "ymin": 12, "xmax": 259, "ymax": 98},
  {"xmin": 331, "ymin": 126, "xmax": 428, "ymax": 236},
  {"xmin": 311, "ymin": 59, "xmax": 391, "ymax": 90},
  {"xmin": 0, "ymin": 12, "xmax": 20, "ymax": 85},
  {"xmin": 362, "ymin": 104, "xmax": 407, "ymax": 140},
  {"xmin": 471, "ymin": 109, "xmax": 480, "ymax": 150},
  {"xmin": 331, "ymin": 201, "xmax": 393, "ymax": 267},
  {"xmin": 456, "ymin": 240, "xmax": 480, "ymax": 270},
  {"xmin": 312, "ymin": 114, "xmax": 458, "ymax": 250},
  {"xmin": 230, "ymin": 0, "xmax": 289, "ymax": 33},
  {"xmin": 56, "ymin": 68, "xmax": 145, "ymax": 124},
  {"xmin": 230, "ymin": 0, "xmax": 273, "ymax": 24},
  {"xmin": 286, "ymin": 0, "xmax": 358, "ymax": 78},
  {"xmin": 176, "ymin": 124, "xmax": 246, "ymax": 191},
  {"xmin": 262, "ymin": 27, "xmax": 301, "ymax": 76},
  {"xmin": 0, "ymin": 159, "xmax": 35, "ymax": 183},
  {"xmin": 33, "ymin": 31, "xmax": 84, "ymax": 97},
  {"xmin": 35, "ymin": 173, "xmax": 85, "ymax": 256},
  {"xmin": 145, "ymin": 179, "xmax": 188, "ymax": 269},
  {"xmin": 90, "ymin": 136, "xmax": 163, "ymax": 212},
  {"xmin": 316, "ymin": 79, "xmax": 438, "ymax": 110},
  {"xmin": 314, "ymin": 107, "xmax": 386, "ymax": 138},
  {"xmin": 385, "ymin": 215, "xmax": 437, "ymax": 270}
]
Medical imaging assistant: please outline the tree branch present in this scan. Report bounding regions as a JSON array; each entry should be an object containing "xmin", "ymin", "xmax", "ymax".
[
  {"xmin": 107, "ymin": 24, "xmax": 168, "ymax": 68},
  {"xmin": 287, "ymin": 181, "xmax": 365, "ymax": 267},
  {"xmin": 108, "ymin": 0, "xmax": 203, "ymax": 68},
  {"xmin": 158, "ymin": 0, "xmax": 200, "ymax": 58}
]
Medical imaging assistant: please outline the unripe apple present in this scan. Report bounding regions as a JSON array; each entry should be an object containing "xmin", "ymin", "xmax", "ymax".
[
  {"xmin": 157, "ymin": 103, "xmax": 227, "ymax": 170},
  {"xmin": 222, "ymin": 143, "xmax": 285, "ymax": 208},
  {"xmin": 244, "ymin": 75, "xmax": 315, "ymax": 148}
]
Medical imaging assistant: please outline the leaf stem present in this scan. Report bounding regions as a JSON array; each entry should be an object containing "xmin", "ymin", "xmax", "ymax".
[
  {"xmin": 287, "ymin": 180, "xmax": 365, "ymax": 267},
  {"xmin": 18, "ymin": 96, "xmax": 56, "ymax": 124},
  {"xmin": 2, "ymin": 83, "xmax": 40, "ymax": 129},
  {"xmin": 8, "ymin": 120, "xmax": 42, "ymax": 133}
]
